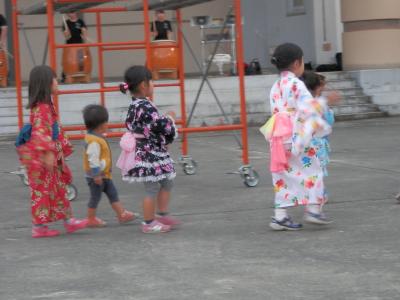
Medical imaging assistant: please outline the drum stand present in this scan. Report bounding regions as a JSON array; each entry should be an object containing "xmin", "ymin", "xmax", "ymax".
[{"xmin": 180, "ymin": 25, "xmax": 242, "ymax": 149}]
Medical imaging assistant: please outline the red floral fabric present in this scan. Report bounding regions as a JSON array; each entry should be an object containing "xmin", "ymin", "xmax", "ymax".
[{"xmin": 17, "ymin": 103, "xmax": 73, "ymax": 225}]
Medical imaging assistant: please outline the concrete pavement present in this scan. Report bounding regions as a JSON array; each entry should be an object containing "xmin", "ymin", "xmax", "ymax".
[{"xmin": 1, "ymin": 117, "xmax": 400, "ymax": 300}]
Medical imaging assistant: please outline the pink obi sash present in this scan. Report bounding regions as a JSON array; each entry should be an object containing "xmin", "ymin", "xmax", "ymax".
[
  {"xmin": 260, "ymin": 112, "xmax": 293, "ymax": 173},
  {"xmin": 116, "ymin": 132, "xmax": 144, "ymax": 176}
]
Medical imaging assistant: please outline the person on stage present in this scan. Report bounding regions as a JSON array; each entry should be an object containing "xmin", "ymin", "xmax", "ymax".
[
  {"xmin": 62, "ymin": 12, "xmax": 87, "ymax": 44},
  {"xmin": 61, "ymin": 12, "xmax": 88, "ymax": 83},
  {"xmin": 151, "ymin": 10, "xmax": 173, "ymax": 40}
]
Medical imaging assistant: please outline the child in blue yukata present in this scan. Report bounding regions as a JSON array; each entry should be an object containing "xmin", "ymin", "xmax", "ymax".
[{"xmin": 300, "ymin": 71, "xmax": 335, "ymax": 177}]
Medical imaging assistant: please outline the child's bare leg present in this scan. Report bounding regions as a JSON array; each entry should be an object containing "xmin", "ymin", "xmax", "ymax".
[
  {"xmin": 142, "ymin": 182, "xmax": 171, "ymax": 233},
  {"xmin": 156, "ymin": 179, "xmax": 180, "ymax": 225},
  {"xmin": 143, "ymin": 196, "xmax": 156, "ymax": 222},
  {"xmin": 156, "ymin": 179, "xmax": 174, "ymax": 214},
  {"xmin": 156, "ymin": 188, "xmax": 170, "ymax": 214}
]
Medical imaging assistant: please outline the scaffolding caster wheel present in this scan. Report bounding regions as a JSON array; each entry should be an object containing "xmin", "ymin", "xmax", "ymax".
[
  {"xmin": 11, "ymin": 166, "xmax": 29, "ymax": 186},
  {"xmin": 66, "ymin": 184, "xmax": 78, "ymax": 202},
  {"xmin": 239, "ymin": 165, "xmax": 259, "ymax": 187},
  {"xmin": 179, "ymin": 156, "xmax": 198, "ymax": 175}
]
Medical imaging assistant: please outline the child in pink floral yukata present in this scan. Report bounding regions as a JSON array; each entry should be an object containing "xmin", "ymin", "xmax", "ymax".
[{"xmin": 267, "ymin": 43, "xmax": 340, "ymax": 231}]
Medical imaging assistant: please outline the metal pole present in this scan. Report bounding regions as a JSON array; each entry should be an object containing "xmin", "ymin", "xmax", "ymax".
[
  {"xmin": 234, "ymin": 0, "xmax": 249, "ymax": 165},
  {"xmin": 42, "ymin": 35, "xmax": 49, "ymax": 65},
  {"xmin": 176, "ymin": 9, "xmax": 189, "ymax": 155},
  {"xmin": 96, "ymin": 12, "xmax": 105, "ymax": 106},
  {"xmin": 143, "ymin": 0, "xmax": 152, "ymax": 70},
  {"xmin": 181, "ymin": 28, "xmax": 242, "ymax": 148},
  {"xmin": 5, "ymin": 0, "xmax": 14, "ymax": 83},
  {"xmin": 186, "ymin": 7, "xmax": 234, "ymax": 126},
  {"xmin": 11, "ymin": 0, "xmax": 23, "ymax": 128},
  {"xmin": 46, "ymin": 0, "xmax": 59, "ymax": 114},
  {"xmin": 20, "ymin": 24, "xmax": 37, "ymax": 66}
]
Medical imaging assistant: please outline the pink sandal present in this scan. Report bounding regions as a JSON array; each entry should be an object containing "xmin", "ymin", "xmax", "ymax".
[
  {"xmin": 32, "ymin": 226, "xmax": 60, "ymax": 238},
  {"xmin": 156, "ymin": 215, "xmax": 182, "ymax": 226},
  {"xmin": 118, "ymin": 210, "xmax": 136, "ymax": 224},
  {"xmin": 64, "ymin": 218, "xmax": 88, "ymax": 234}
]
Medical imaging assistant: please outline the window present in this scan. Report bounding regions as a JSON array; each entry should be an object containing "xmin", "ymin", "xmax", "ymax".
[{"xmin": 287, "ymin": 0, "xmax": 306, "ymax": 16}]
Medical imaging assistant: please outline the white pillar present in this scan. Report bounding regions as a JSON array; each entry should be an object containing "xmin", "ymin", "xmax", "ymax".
[{"xmin": 312, "ymin": 0, "xmax": 342, "ymax": 65}]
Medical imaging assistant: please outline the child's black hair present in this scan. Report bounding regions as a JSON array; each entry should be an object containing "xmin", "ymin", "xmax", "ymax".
[
  {"xmin": 300, "ymin": 70, "xmax": 326, "ymax": 92},
  {"xmin": 82, "ymin": 104, "xmax": 109, "ymax": 131},
  {"xmin": 271, "ymin": 43, "xmax": 304, "ymax": 72},
  {"xmin": 119, "ymin": 65, "xmax": 152, "ymax": 95},
  {"xmin": 27, "ymin": 65, "xmax": 56, "ymax": 109}
]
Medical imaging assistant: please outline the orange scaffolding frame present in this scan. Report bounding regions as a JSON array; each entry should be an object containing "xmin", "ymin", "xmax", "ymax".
[{"xmin": 11, "ymin": 0, "xmax": 259, "ymax": 186}]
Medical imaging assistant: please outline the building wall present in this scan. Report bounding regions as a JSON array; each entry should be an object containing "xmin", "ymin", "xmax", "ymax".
[
  {"xmin": 242, "ymin": 0, "xmax": 343, "ymax": 69},
  {"xmin": 341, "ymin": 0, "xmax": 400, "ymax": 22},
  {"xmin": 341, "ymin": 0, "xmax": 400, "ymax": 70},
  {"xmin": 312, "ymin": 0, "xmax": 342, "ymax": 65},
  {"xmin": 242, "ymin": 0, "xmax": 316, "ymax": 68},
  {"xmin": 7, "ymin": 0, "xmax": 233, "ymax": 81}
]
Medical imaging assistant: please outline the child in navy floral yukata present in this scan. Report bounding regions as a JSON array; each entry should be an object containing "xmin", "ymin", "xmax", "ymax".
[{"xmin": 119, "ymin": 66, "xmax": 180, "ymax": 234}]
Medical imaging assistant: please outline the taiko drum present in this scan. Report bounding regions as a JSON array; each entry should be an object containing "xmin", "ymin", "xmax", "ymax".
[
  {"xmin": 0, "ymin": 49, "xmax": 8, "ymax": 88},
  {"xmin": 150, "ymin": 40, "xmax": 179, "ymax": 80},
  {"xmin": 62, "ymin": 47, "xmax": 92, "ymax": 83}
]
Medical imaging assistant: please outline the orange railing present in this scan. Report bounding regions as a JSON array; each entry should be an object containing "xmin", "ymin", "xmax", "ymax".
[{"xmin": 11, "ymin": 0, "xmax": 250, "ymax": 166}]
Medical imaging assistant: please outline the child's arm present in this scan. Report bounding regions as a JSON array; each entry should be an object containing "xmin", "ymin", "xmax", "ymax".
[
  {"xmin": 152, "ymin": 114, "xmax": 177, "ymax": 145},
  {"xmin": 58, "ymin": 125, "xmax": 74, "ymax": 157},
  {"xmin": 292, "ymin": 80, "xmax": 334, "ymax": 155},
  {"xmin": 142, "ymin": 103, "xmax": 177, "ymax": 144},
  {"xmin": 86, "ymin": 142, "xmax": 103, "ymax": 185}
]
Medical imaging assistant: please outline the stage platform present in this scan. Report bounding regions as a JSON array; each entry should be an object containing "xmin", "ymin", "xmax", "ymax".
[
  {"xmin": 0, "ymin": 72, "xmax": 388, "ymax": 136},
  {"xmin": 19, "ymin": 0, "xmax": 215, "ymax": 15}
]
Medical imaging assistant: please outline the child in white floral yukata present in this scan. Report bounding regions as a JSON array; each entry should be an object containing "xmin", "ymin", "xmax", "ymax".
[{"xmin": 267, "ymin": 43, "xmax": 340, "ymax": 231}]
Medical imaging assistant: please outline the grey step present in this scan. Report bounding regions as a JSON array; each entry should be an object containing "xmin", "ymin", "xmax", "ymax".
[
  {"xmin": 0, "ymin": 98, "xmax": 28, "ymax": 108},
  {"xmin": 341, "ymin": 95, "xmax": 372, "ymax": 105},
  {"xmin": 0, "ymin": 108, "xmax": 29, "ymax": 117},
  {"xmin": 0, "ymin": 90, "xmax": 27, "ymax": 97},
  {"xmin": 320, "ymin": 72, "xmax": 352, "ymax": 81},
  {"xmin": 0, "ymin": 115, "xmax": 29, "ymax": 126},
  {"xmin": 335, "ymin": 111, "xmax": 388, "ymax": 121},
  {"xmin": 325, "ymin": 79, "xmax": 357, "ymax": 90},
  {"xmin": 326, "ymin": 87, "xmax": 364, "ymax": 97},
  {"xmin": 333, "ymin": 104, "xmax": 381, "ymax": 115},
  {"xmin": 0, "ymin": 125, "xmax": 20, "ymax": 135}
]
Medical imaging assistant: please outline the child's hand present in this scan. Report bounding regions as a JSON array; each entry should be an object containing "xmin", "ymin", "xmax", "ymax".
[
  {"xmin": 94, "ymin": 176, "xmax": 103, "ymax": 186},
  {"xmin": 326, "ymin": 91, "xmax": 341, "ymax": 106},
  {"xmin": 43, "ymin": 151, "xmax": 55, "ymax": 171}
]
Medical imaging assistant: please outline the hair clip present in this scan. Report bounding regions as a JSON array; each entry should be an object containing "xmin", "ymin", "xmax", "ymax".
[{"xmin": 122, "ymin": 82, "xmax": 129, "ymax": 90}]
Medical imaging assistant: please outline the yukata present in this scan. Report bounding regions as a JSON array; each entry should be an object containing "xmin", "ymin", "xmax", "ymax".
[
  {"xmin": 17, "ymin": 103, "xmax": 73, "ymax": 225},
  {"xmin": 269, "ymin": 71, "xmax": 331, "ymax": 209},
  {"xmin": 311, "ymin": 108, "xmax": 335, "ymax": 176},
  {"xmin": 123, "ymin": 97, "xmax": 177, "ymax": 183}
]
